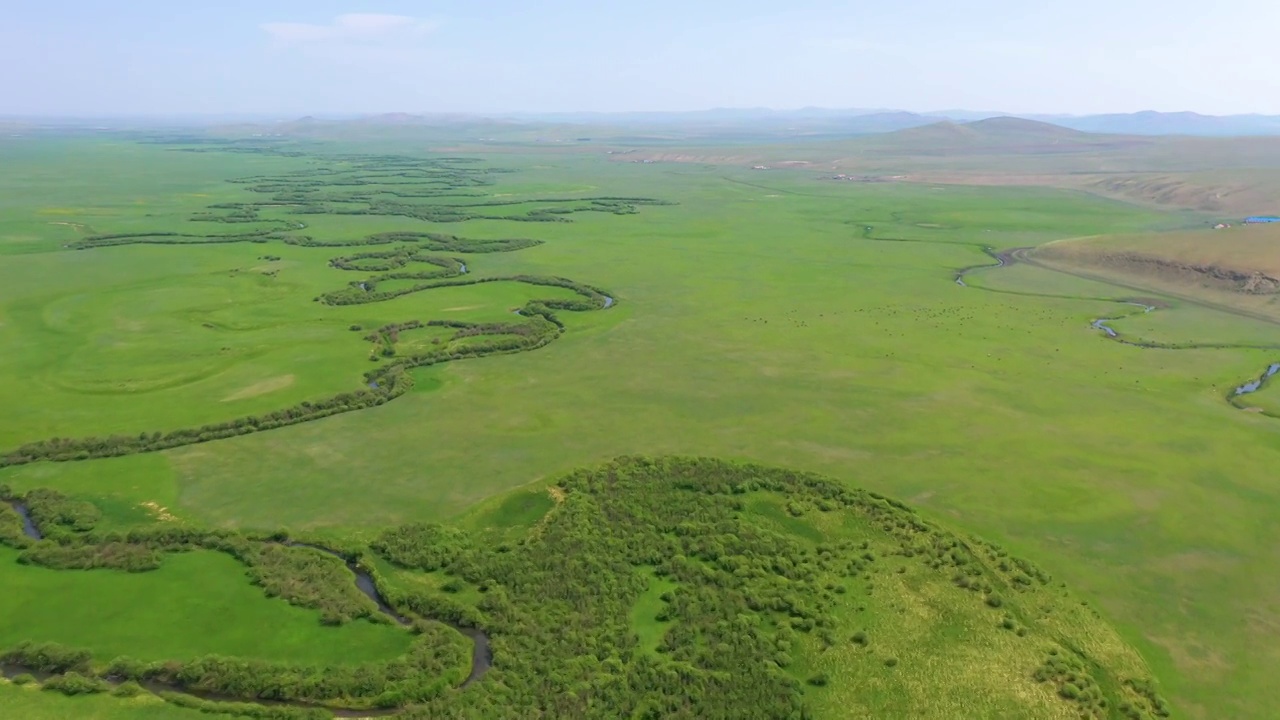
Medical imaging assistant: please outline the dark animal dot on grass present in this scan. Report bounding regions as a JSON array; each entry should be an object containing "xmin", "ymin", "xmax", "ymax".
[{"xmin": 884, "ymin": 657, "xmax": 899, "ymax": 668}]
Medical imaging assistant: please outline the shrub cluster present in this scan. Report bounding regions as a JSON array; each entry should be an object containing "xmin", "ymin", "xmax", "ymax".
[
  {"xmin": 0, "ymin": 502, "xmax": 34, "ymax": 549},
  {"xmin": 18, "ymin": 541, "xmax": 163, "ymax": 572},
  {"xmin": 23, "ymin": 488, "xmax": 100, "ymax": 537},
  {"xmin": 242, "ymin": 543, "xmax": 380, "ymax": 625},
  {"xmin": 371, "ymin": 523, "xmax": 470, "ymax": 572}
]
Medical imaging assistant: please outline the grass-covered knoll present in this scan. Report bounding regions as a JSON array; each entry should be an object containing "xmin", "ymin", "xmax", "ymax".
[
  {"xmin": 1, "ymin": 457, "xmax": 1167, "ymax": 719},
  {"xmin": 381, "ymin": 456, "xmax": 1166, "ymax": 719}
]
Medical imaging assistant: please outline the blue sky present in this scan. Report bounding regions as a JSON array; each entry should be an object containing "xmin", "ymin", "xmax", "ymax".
[{"xmin": 4, "ymin": 0, "xmax": 1279, "ymax": 116}]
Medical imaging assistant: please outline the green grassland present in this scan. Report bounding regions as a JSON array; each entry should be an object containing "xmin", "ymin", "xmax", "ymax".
[
  {"xmin": 0, "ymin": 548, "xmax": 413, "ymax": 665},
  {"xmin": 1, "ymin": 134, "xmax": 1279, "ymax": 718}
]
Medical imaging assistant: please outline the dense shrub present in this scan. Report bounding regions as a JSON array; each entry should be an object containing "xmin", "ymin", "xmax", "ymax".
[
  {"xmin": 371, "ymin": 523, "xmax": 470, "ymax": 572},
  {"xmin": 42, "ymin": 671, "xmax": 112, "ymax": 696},
  {"xmin": 111, "ymin": 680, "xmax": 146, "ymax": 698},
  {"xmin": 2, "ymin": 641, "xmax": 93, "ymax": 674},
  {"xmin": 0, "ymin": 503, "xmax": 34, "ymax": 549},
  {"xmin": 23, "ymin": 489, "xmax": 100, "ymax": 536},
  {"xmin": 19, "ymin": 541, "xmax": 163, "ymax": 572},
  {"xmin": 243, "ymin": 543, "xmax": 378, "ymax": 625},
  {"xmin": 158, "ymin": 692, "xmax": 330, "ymax": 720}
]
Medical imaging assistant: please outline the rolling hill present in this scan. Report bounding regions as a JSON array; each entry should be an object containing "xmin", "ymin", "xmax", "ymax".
[{"xmin": 857, "ymin": 116, "xmax": 1148, "ymax": 155}]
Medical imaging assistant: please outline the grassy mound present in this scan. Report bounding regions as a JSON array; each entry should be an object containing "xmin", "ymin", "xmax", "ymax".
[
  {"xmin": 0, "ymin": 457, "xmax": 1166, "ymax": 718},
  {"xmin": 386, "ymin": 455, "xmax": 1167, "ymax": 719}
]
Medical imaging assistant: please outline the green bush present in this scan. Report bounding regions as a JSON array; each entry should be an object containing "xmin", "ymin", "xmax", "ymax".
[
  {"xmin": 371, "ymin": 523, "xmax": 470, "ymax": 571},
  {"xmin": 111, "ymin": 680, "xmax": 146, "ymax": 698},
  {"xmin": 43, "ymin": 671, "xmax": 111, "ymax": 696}
]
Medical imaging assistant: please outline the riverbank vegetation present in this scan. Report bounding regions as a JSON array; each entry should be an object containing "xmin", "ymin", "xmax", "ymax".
[{"xmin": 0, "ymin": 457, "xmax": 1167, "ymax": 719}]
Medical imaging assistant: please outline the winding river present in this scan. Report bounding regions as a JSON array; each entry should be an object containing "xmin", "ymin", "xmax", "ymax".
[
  {"xmin": 284, "ymin": 542, "xmax": 492, "ymax": 688},
  {"xmin": 879, "ymin": 230, "xmax": 1280, "ymax": 417}
]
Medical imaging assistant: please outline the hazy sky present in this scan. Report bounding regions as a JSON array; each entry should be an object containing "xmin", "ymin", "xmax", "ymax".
[{"xmin": 5, "ymin": 0, "xmax": 1279, "ymax": 116}]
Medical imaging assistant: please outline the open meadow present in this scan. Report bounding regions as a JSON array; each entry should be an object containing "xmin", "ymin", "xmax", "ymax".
[{"xmin": 2, "ymin": 130, "xmax": 1279, "ymax": 718}]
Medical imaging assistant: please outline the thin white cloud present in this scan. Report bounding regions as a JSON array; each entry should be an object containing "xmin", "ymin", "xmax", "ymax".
[{"xmin": 262, "ymin": 14, "xmax": 436, "ymax": 44}]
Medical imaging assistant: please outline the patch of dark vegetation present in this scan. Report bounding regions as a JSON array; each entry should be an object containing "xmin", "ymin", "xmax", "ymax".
[
  {"xmin": 71, "ymin": 150, "xmax": 672, "ymax": 249},
  {"xmin": 42, "ymin": 671, "xmax": 112, "ymax": 696},
  {"xmin": 155, "ymin": 692, "xmax": 330, "ymax": 720},
  {"xmin": 314, "ymin": 232, "xmax": 542, "ymax": 255},
  {"xmin": 1122, "ymin": 678, "xmax": 1174, "ymax": 719},
  {"xmin": 23, "ymin": 488, "xmax": 100, "ymax": 537},
  {"xmin": 2, "ymin": 641, "xmax": 94, "ymax": 674},
  {"xmin": 1033, "ymin": 650, "xmax": 1172, "ymax": 720},
  {"xmin": 7, "ymin": 626, "xmax": 469, "ymax": 714},
  {"xmin": 66, "ymin": 229, "xmax": 279, "ymax": 250},
  {"xmin": 241, "ymin": 543, "xmax": 382, "ymax": 626},
  {"xmin": 0, "ymin": 502, "xmax": 34, "ymax": 549},
  {"xmin": 18, "ymin": 541, "xmax": 163, "ymax": 572},
  {"xmin": 371, "ymin": 523, "xmax": 470, "ymax": 572}
]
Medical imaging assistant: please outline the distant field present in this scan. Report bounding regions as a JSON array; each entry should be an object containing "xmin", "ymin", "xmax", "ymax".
[
  {"xmin": 598, "ymin": 119, "xmax": 1280, "ymax": 216},
  {"xmin": 2, "ymin": 135, "xmax": 1279, "ymax": 718}
]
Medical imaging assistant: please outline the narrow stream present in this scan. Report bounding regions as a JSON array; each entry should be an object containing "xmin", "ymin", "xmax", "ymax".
[
  {"xmin": 1236, "ymin": 363, "xmax": 1280, "ymax": 396},
  {"xmin": 10, "ymin": 503, "xmax": 40, "ymax": 540},
  {"xmin": 285, "ymin": 542, "xmax": 492, "ymax": 687},
  {"xmin": 940, "ymin": 239, "xmax": 1280, "ymax": 417}
]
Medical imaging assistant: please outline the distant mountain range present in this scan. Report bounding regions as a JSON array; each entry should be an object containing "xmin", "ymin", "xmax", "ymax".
[
  {"xmin": 9, "ymin": 108, "xmax": 1280, "ymax": 139},
  {"xmin": 494, "ymin": 108, "xmax": 1280, "ymax": 137}
]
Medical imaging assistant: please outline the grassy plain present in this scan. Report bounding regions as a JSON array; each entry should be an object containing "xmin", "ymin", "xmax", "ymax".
[
  {"xmin": 1, "ymin": 134, "xmax": 1279, "ymax": 717},
  {"xmin": 0, "ymin": 548, "xmax": 413, "ymax": 665}
]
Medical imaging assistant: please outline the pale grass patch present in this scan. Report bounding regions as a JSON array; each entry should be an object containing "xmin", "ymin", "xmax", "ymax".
[
  {"xmin": 140, "ymin": 501, "xmax": 178, "ymax": 522},
  {"xmin": 221, "ymin": 374, "xmax": 296, "ymax": 402}
]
